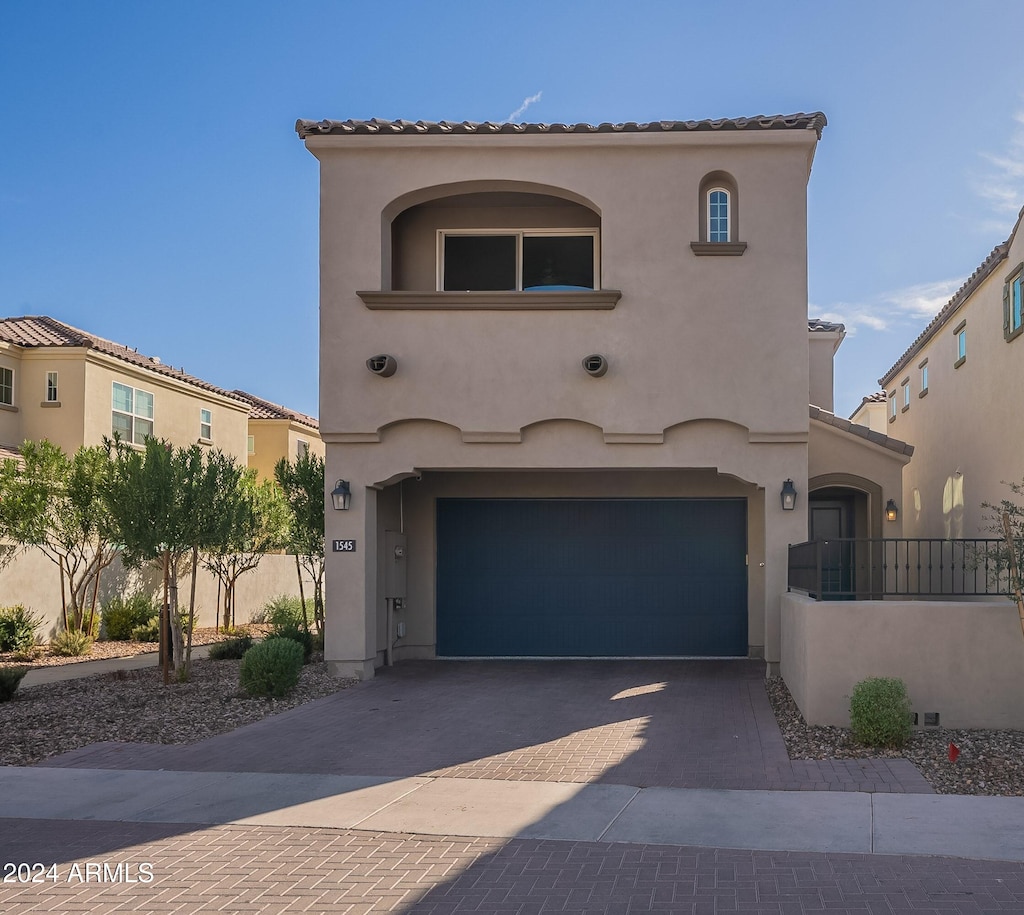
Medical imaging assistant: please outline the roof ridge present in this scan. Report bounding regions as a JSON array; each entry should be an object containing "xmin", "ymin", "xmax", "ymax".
[{"xmin": 809, "ymin": 404, "xmax": 914, "ymax": 457}]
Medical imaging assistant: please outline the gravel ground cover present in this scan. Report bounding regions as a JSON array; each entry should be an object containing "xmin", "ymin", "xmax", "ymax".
[
  {"xmin": 767, "ymin": 676, "xmax": 1024, "ymax": 796},
  {"xmin": 0, "ymin": 653, "xmax": 355, "ymax": 767}
]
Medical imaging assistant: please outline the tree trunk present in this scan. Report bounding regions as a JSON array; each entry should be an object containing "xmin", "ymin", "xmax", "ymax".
[
  {"xmin": 182, "ymin": 545, "xmax": 198, "ymax": 680},
  {"xmin": 161, "ymin": 550, "xmax": 170, "ymax": 685},
  {"xmin": 1003, "ymin": 512, "xmax": 1024, "ymax": 640},
  {"xmin": 295, "ymin": 553, "xmax": 309, "ymax": 632}
]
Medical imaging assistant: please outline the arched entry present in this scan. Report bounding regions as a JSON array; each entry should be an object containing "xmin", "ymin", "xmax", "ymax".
[{"xmin": 808, "ymin": 473, "xmax": 883, "ymax": 598}]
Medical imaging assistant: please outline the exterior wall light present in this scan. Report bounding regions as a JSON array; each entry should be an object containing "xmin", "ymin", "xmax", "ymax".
[
  {"xmin": 780, "ymin": 479, "xmax": 797, "ymax": 511},
  {"xmin": 885, "ymin": 498, "xmax": 899, "ymax": 522},
  {"xmin": 331, "ymin": 479, "xmax": 352, "ymax": 511}
]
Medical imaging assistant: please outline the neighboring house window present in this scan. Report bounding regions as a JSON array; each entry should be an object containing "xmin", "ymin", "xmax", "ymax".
[
  {"xmin": 46, "ymin": 371, "xmax": 58, "ymax": 402},
  {"xmin": 0, "ymin": 366, "xmax": 12, "ymax": 406},
  {"xmin": 889, "ymin": 390, "xmax": 897, "ymax": 421},
  {"xmin": 199, "ymin": 408, "xmax": 212, "ymax": 441},
  {"xmin": 247, "ymin": 435, "xmax": 255, "ymax": 455},
  {"xmin": 1003, "ymin": 262, "xmax": 1024, "ymax": 340},
  {"xmin": 954, "ymin": 320, "xmax": 967, "ymax": 367},
  {"xmin": 438, "ymin": 229, "xmax": 597, "ymax": 292},
  {"xmin": 112, "ymin": 382, "xmax": 154, "ymax": 444},
  {"xmin": 919, "ymin": 360, "xmax": 928, "ymax": 396},
  {"xmin": 297, "ymin": 439, "xmax": 309, "ymax": 459},
  {"xmin": 707, "ymin": 188, "xmax": 730, "ymax": 242},
  {"xmin": 901, "ymin": 379, "xmax": 911, "ymax": 411}
]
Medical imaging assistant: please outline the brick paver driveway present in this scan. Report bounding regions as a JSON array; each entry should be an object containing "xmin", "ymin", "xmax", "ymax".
[{"xmin": 43, "ymin": 659, "xmax": 929, "ymax": 793}]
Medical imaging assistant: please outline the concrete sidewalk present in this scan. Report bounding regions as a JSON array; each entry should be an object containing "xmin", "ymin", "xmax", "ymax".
[
  {"xmin": 2, "ymin": 765, "xmax": 1022, "ymax": 862},
  {"xmin": 20, "ymin": 644, "xmax": 213, "ymax": 687}
]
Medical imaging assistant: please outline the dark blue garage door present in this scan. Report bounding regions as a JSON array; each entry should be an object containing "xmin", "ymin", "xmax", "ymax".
[{"xmin": 436, "ymin": 498, "xmax": 747, "ymax": 657}]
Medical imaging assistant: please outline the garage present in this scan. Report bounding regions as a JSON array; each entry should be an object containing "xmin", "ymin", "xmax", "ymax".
[{"xmin": 436, "ymin": 498, "xmax": 748, "ymax": 657}]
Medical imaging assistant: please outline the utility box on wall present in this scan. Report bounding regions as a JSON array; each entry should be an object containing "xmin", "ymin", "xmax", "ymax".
[{"xmin": 384, "ymin": 530, "xmax": 407, "ymax": 601}]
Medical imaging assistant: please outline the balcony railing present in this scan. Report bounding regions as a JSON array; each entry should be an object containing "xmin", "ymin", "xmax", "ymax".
[{"xmin": 788, "ymin": 538, "xmax": 1012, "ymax": 600}]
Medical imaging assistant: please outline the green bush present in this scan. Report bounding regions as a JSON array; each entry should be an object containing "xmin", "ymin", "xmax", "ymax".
[
  {"xmin": 102, "ymin": 594, "xmax": 160, "ymax": 641},
  {"xmin": 251, "ymin": 595, "xmax": 305, "ymax": 628},
  {"xmin": 131, "ymin": 616, "xmax": 161, "ymax": 643},
  {"xmin": 50, "ymin": 628, "xmax": 93, "ymax": 657},
  {"xmin": 208, "ymin": 635, "xmax": 254, "ymax": 660},
  {"xmin": 0, "ymin": 605, "xmax": 43, "ymax": 653},
  {"xmin": 849, "ymin": 677, "xmax": 913, "ymax": 748},
  {"xmin": 0, "ymin": 666, "xmax": 29, "ymax": 702},
  {"xmin": 267, "ymin": 623, "xmax": 313, "ymax": 663},
  {"xmin": 239, "ymin": 637, "xmax": 304, "ymax": 698}
]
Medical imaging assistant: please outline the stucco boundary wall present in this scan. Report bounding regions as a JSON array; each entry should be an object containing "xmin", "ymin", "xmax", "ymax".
[
  {"xmin": 781, "ymin": 592, "xmax": 1024, "ymax": 730},
  {"xmin": 0, "ymin": 549, "xmax": 318, "ymax": 638}
]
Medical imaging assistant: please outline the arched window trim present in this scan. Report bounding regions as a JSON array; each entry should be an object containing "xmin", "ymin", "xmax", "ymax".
[{"xmin": 691, "ymin": 171, "xmax": 746, "ymax": 256}]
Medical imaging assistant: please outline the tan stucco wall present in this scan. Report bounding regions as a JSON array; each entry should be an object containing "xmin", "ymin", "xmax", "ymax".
[
  {"xmin": 0, "ymin": 548, "xmax": 318, "ymax": 636},
  {"xmin": 82, "ymin": 356, "xmax": 250, "ymax": 460},
  {"xmin": 247, "ymin": 420, "xmax": 324, "ymax": 482},
  {"xmin": 808, "ymin": 331, "xmax": 842, "ymax": 412},
  {"xmin": 781, "ymin": 592, "xmax": 1024, "ymax": 728},
  {"xmin": 883, "ymin": 230, "xmax": 1024, "ymax": 541},
  {"xmin": 849, "ymin": 400, "xmax": 887, "ymax": 433}
]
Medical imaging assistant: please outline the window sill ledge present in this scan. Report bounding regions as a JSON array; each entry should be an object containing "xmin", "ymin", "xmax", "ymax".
[
  {"xmin": 918, "ymin": 388, "xmax": 928, "ymax": 399},
  {"xmin": 1007, "ymin": 324, "xmax": 1024, "ymax": 342},
  {"xmin": 0, "ymin": 403, "xmax": 19, "ymax": 413},
  {"xmin": 198, "ymin": 437, "xmax": 213, "ymax": 446},
  {"xmin": 358, "ymin": 290, "xmax": 621, "ymax": 310},
  {"xmin": 40, "ymin": 401, "xmax": 61, "ymax": 408},
  {"xmin": 954, "ymin": 356, "xmax": 966, "ymax": 369},
  {"xmin": 690, "ymin": 242, "xmax": 747, "ymax": 256}
]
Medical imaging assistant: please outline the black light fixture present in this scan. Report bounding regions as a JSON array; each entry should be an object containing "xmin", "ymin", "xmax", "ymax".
[
  {"xmin": 885, "ymin": 498, "xmax": 899, "ymax": 522},
  {"xmin": 331, "ymin": 479, "xmax": 352, "ymax": 511},
  {"xmin": 780, "ymin": 479, "xmax": 797, "ymax": 511}
]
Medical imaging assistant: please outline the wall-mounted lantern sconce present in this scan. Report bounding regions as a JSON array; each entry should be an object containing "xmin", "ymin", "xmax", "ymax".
[
  {"xmin": 885, "ymin": 498, "xmax": 899, "ymax": 522},
  {"xmin": 331, "ymin": 479, "xmax": 352, "ymax": 511},
  {"xmin": 780, "ymin": 479, "xmax": 797, "ymax": 511}
]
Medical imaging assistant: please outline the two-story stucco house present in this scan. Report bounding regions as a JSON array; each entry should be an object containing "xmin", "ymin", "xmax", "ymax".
[
  {"xmin": 230, "ymin": 389, "xmax": 324, "ymax": 482},
  {"xmin": 867, "ymin": 207, "xmax": 1024, "ymax": 542},
  {"xmin": 297, "ymin": 114, "xmax": 911, "ymax": 680}
]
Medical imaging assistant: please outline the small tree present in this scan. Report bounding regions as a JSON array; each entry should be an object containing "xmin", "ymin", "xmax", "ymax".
[
  {"xmin": 274, "ymin": 452, "xmax": 325, "ymax": 635},
  {"xmin": 982, "ymin": 480, "xmax": 1024, "ymax": 637},
  {"xmin": 0, "ymin": 441, "xmax": 117, "ymax": 635},
  {"xmin": 106, "ymin": 438, "xmax": 245, "ymax": 680},
  {"xmin": 203, "ymin": 471, "xmax": 290, "ymax": 631}
]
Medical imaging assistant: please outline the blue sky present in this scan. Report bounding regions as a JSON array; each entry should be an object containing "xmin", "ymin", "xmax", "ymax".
[{"xmin": 3, "ymin": 1, "xmax": 1024, "ymax": 420}]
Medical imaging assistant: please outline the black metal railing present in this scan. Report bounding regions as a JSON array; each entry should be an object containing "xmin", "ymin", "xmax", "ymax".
[{"xmin": 787, "ymin": 538, "xmax": 1011, "ymax": 600}]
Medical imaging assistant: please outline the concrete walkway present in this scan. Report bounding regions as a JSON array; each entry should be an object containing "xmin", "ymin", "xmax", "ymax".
[
  {"xmin": 20, "ymin": 644, "xmax": 212, "ymax": 686},
  {"xmin": 1, "ymin": 765, "xmax": 1023, "ymax": 862}
]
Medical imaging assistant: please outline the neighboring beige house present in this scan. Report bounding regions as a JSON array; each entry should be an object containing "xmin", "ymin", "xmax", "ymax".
[
  {"xmin": 871, "ymin": 218, "xmax": 1024, "ymax": 542},
  {"xmin": 297, "ymin": 113, "xmax": 911, "ymax": 680},
  {"xmin": 849, "ymin": 391, "xmax": 887, "ymax": 434},
  {"xmin": 0, "ymin": 316, "xmax": 251, "ymax": 460},
  {"xmin": 231, "ymin": 389, "xmax": 323, "ymax": 482}
]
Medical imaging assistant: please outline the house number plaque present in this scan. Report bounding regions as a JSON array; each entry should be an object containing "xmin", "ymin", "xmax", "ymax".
[{"xmin": 332, "ymin": 539, "xmax": 357, "ymax": 552}]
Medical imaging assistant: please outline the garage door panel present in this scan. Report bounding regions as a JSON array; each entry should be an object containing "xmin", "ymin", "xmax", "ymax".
[{"xmin": 436, "ymin": 498, "xmax": 747, "ymax": 657}]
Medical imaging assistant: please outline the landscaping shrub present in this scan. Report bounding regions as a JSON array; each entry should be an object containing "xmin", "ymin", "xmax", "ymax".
[
  {"xmin": 267, "ymin": 623, "xmax": 313, "ymax": 663},
  {"xmin": 251, "ymin": 595, "xmax": 305, "ymax": 628},
  {"xmin": 102, "ymin": 594, "xmax": 160, "ymax": 641},
  {"xmin": 208, "ymin": 635, "xmax": 253, "ymax": 660},
  {"xmin": 239, "ymin": 637, "xmax": 304, "ymax": 698},
  {"xmin": 50, "ymin": 628, "xmax": 93, "ymax": 657},
  {"xmin": 849, "ymin": 676, "xmax": 913, "ymax": 748},
  {"xmin": 0, "ymin": 666, "xmax": 28, "ymax": 702},
  {"xmin": 0, "ymin": 605, "xmax": 43, "ymax": 653},
  {"xmin": 130, "ymin": 616, "xmax": 161, "ymax": 643}
]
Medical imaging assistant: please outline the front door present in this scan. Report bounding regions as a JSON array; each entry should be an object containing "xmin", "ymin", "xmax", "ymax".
[{"xmin": 809, "ymin": 499, "xmax": 854, "ymax": 597}]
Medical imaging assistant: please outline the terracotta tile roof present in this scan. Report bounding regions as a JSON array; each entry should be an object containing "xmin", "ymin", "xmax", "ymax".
[
  {"xmin": 810, "ymin": 405, "xmax": 914, "ymax": 457},
  {"xmin": 232, "ymin": 390, "xmax": 319, "ymax": 431},
  {"xmin": 0, "ymin": 316, "xmax": 247, "ymax": 404},
  {"xmin": 808, "ymin": 318, "xmax": 845, "ymax": 333},
  {"xmin": 878, "ymin": 240, "xmax": 1011, "ymax": 386},
  {"xmin": 851, "ymin": 391, "xmax": 888, "ymax": 415},
  {"xmin": 0, "ymin": 442, "xmax": 22, "ymax": 463},
  {"xmin": 296, "ymin": 113, "xmax": 827, "ymax": 140}
]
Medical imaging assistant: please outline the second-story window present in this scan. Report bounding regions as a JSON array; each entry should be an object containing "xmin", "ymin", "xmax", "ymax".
[
  {"xmin": 1004, "ymin": 263, "xmax": 1024, "ymax": 340},
  {"xmin": 46, "ymin": 371, "xmax": 58, "ymax": 403},
  {"xmin": 439, "ymin": 229, "xmax": 597, "ymax": 292},
  {"xmin": 199, "ymin": 408, "xmax": 212, "ymax": 441},
  {"xmin": 902, "ymin": 379, "xmax": 911, "ymax": 411},
  {"xmin": 707, "ymin": 188, "xmax": 730, "ymax": 242},
  {"xmin": 297, "ymin": 439, "xmax": 309, "ymax": 459},
  {"xmin": 954, "ymin": 320, "xmax": 967, "ymax": 367},
  {"xmin": 0, "ymin": 366, "xmax": 13, "ymax": 406},
  {"xmin": 920, "ymin": 360, "xmax": 928, "ymax": 395},
  {"xmin": 247, "ymin": 435, "xmax": 255, "ymax": 455},
  {"xmin": 112, "ymin": 381, "xmax": 154, "ymax": 445}
]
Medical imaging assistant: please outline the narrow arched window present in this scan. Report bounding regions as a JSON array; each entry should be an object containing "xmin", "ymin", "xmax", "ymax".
[{"xmin": 707, "ymin": 188, "xmax": 730, "ymax": 242}]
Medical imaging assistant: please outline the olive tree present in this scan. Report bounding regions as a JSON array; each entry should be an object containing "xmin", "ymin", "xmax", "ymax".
[
  {"xmin": 274, "ymin": 452, "xmax": 325, "ymax": 635},
  {"xmin": 0, "ymin": 440, "xmax": 117, "ymax": 635}
]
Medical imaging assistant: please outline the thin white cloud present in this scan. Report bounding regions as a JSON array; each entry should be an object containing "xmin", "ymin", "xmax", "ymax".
[
  {"xmin": 507, "ymin": 91, "xmax": 542, "ymax": 123},
  {"xmin": 811, "ymin": 276, "xmax": 963, "ymax": 336},
  {"xmin": 971, "ymin": 106, "xmax": 1024, "ymax": 222}
]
